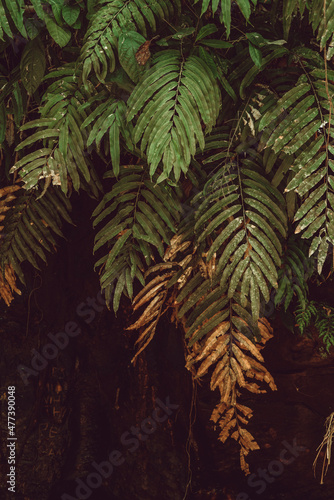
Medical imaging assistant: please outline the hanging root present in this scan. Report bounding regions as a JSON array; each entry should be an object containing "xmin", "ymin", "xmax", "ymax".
[{"xmin": 313, "ymin": 412, "xmax": 334, "ymax": 484}]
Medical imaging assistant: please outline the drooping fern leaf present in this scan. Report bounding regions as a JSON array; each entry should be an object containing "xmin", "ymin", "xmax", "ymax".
[
  {"xmin": 192, "ymin": 156, "xmax": 287, "ymax": 320},
  {"xmin": 11, "ymin": 65, "xmax": 101, "ymax": 196},
  {"xmin": 0, "ymin": 185, "xmax": 23, "ymax": 304},
  {"xmin": 126, "ymin": 50, "xmax": 221, "ymax": 181},
  {"xmin": 0, "ymin": 184, "xmax": 72, "ymax": 289},
  {"xmin": 80, "ymin": 90, "xmax": 133, "ymax": 177},
  {"xmin": 274, "ymin": 236, "xmax": 313, "ymax": 311},
  {"xmin": 127, "ymin": 261, "xmax": 180, "ymax": 363},
  {"xmin": 0, "ymin": 0, "xmax": 27, "ymax": 40},
  {"xmin": 0, "ymin": 262, "xmax": 21, "ymax": 306},
  {"xmin": 194, "ymin": 315, "xmax": 276, "ymax": 475},
  {"xmin": 129, "ymin": 232, "xmax": 276, "ymax": 474},
  {"xmin": 315, "ymin": 304, "xmax": 334, "ymax": 352},
  {"xmin": 294, "ymin": 297, "xmax": 318, "ymax": 334},
  {"xmin": 79, "ymin": 0, "xmax": 181, "ymax": 87},
  {"xmin": 309, "ymin": 0, "xmax": 334, "ymax": 56},
  {"xmin": 0, "ymin": 65, "xmax": 28, "ymax": 151},
  {"xmin": 194, "ymin": 0, "xmax": 253, "ymax": 38},
  {"xmin": 93, "ymin": 165, "xmax": 181, "ymax": 311},
  {"xmin": 294, "ymin": 298, "xmax": 334, "ymax": 353},
  {"xmin": 258, "ymin": 62, "xmax": 334, "ymax": 273}
]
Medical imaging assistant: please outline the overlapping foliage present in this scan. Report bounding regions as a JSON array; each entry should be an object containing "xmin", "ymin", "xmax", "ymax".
[
  {"xmin": 295, "ymin": 297, "xmax": 334, "ymax": 353},
  {"xmin": 2, "ymin": 0, "xmax": 334, "ymax": 476}
]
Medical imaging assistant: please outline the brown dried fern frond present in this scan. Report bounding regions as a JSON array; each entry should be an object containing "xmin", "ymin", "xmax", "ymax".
[
  {"xmin": 128, "ymin": 235, "xmax": 193, "ymax": 363},
  {"xmin": 0, "ymin": 263, "xmax": 21, "ymax": 306},
  {"xmin": 128, "ymin": 233, "xmax": 276, "ymax": 475},
  {"xmin": 0, "ymin": 185, "xmax": 22, "ymax": 305},
  {"xmin": 188, "ymin": 309, "xmax": 276, "ymax": 475}
]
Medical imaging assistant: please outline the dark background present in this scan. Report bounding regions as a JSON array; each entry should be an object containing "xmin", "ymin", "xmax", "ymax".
[{"xmin": 1, "ymin": 191, "xmax": 334, "ymax": 500}]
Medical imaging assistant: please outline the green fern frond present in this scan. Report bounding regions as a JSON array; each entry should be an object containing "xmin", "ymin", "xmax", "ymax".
[
  {"xmin": 193, "ymin": 157, "xmax": 287, "ymax": 320},
  {"xmin": 0, "ymin": 184, "xmax": 72, "ymax": 285},
  {"xmin": 309, "ymin": 0, "xmax": 334, "ymax": 52},
  {"xmin": 11, "ymin": 66, "xmax": 101, "ymax": 196},
  {"xmin": 0, "ymin": 66, "xmax": 28, "ymax": 148},
  {"xmin": 194, "ymin": 0, "xmax": 253, "ymax": 38},
  {"xmin": 0, "ymin": 0, "xmax": 27, "ymax": 40},
  {"xmin": 294, "ymin": 297, "xmax": 317, "ymax": 334},
  {"xmin": 295, "ymin": 298, "xmax": 334, "ymax": 352},
  {"xmin": 315, "ymin": 305, "xmax": 334, "ymax": 352},
  {"xmin": 126, "ymin": 50, "xmax": 221, "ymax": 181},
  {"xmin": 274, "ymin": 237, "xmax": 313, "ymax": 311},
  {"xmin": 93, "ymin": 165, "xmax": 181, "ymax": 311},
  {"xmin": 257, "ymin": 63, "xmax": 334, "ymax": 274},
  {"xmin": 258, "ymin": 80, "xmax": 317, "ymax": 151},
  {"xmin": 0, "ymin": 0, "xmax": 77, "ymax": 46},
  {"xmin": 80, "ymin": 91, "xmax": 133, "ymax": 177},
  {"xmin": 80, "ymin": 0, "xmax": 181, "ymax": 87}
]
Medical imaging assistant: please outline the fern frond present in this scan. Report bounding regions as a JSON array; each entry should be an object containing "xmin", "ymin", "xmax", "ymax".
[
  {"xmin": 275, "ymin": 237, "xmax": 313, "ymax": 311},
  {"xmin": 131, "ymin": 232, "xmax": 276, "ymax": 473},
  {"xmin": 80, "ymin": 0, "xmax": 181, "ymax": 87},
  {"xmin": 0, "ymin": 185, "xmax": 22, "ymax": 304},
  {"xmin": 0, "ymin": 0, "xmax": 27, "ymax": 40},
  {"xmin": 127, "ymin": 231, "xmax": 194, "ymax": 350},
  {"xmin": 295, "ymin": 298, "xmax": 334, "ymax": 353},
  {"xmin": 127, "ymin": 261, "xmax": 180, "ymax": 362},
  {"xmin": 194, "ymin": 0, "xmax": 253, "ymax": 38},
  {"xmin": 294, "ymin": 297, "xmax": 317, "ymax": 334},
  {"xmin": 315, "ymin": 304, "xmax": 334, "ymax": 352},
  {"xmin": 0, "ymin": 262, "xmax": 21, "ymax": 306},
  {"xmin": 127, "ymin": 50, "xmax": 221, "ymax": 181},
  {"xmin": 11, "ymin": 66, "xmax": 101, "ymax": 196},
  {"xmin": 0, "ymin": 184, "xmax": 72, "ymax": 286},
  {"xmin": 0, "ymin": 66, "xmax": 28, "ymax": 149},
  {"xmin": 181, "ymin": 273, "xmax": 276, "ymax": 474},
  {"xmin": 193, "ymin": 157, "xmax": 286, "ymax": 320},
  {"xmin": 129, "ymin": 221, "xmax": 277, "ymax": 474},
  {"xmin": 310, "ymin": 0, "xmax": 334, "ymax": 52},
  {"xmin": 207, "ymin": 317, "xmax": 276, "ymax": 474},
  {"xmin": 80, "ymin": 91, "xmax": 133, "ymax": 177},
  {"xmin": 258, "ymin": 63, "xmax": 334, "ymax": 274},
  {"xmin": 93, "ymin": 165, "xmax": 181, "ymax": 311}
]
